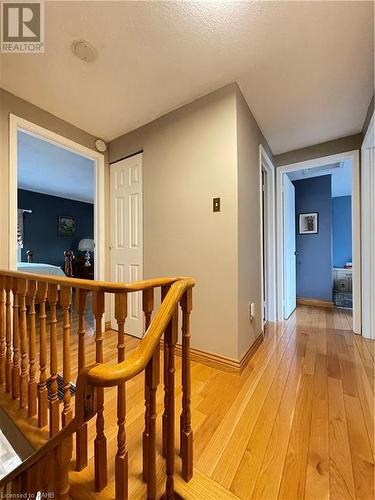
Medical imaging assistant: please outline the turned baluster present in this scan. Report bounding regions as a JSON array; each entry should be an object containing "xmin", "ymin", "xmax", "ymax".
[
  {"xmin": 180, "ymin": 288, "xmax": 193, "ymax": 481},
  {"xmin": 60, "ymin": 286, "xmax": 72, "ymax": 427},
  {"xmin": 5, "ymin": 277, "xmax": 12, "ymax": 393},
  {"xmin": 76, "ymin": 288, "xmax": 88, "ymax": 471},
  {"xmin": 115, "ymin": 292, "xmax": 128, "ymax": 500},
  {"xmin": 0, "ymin": 276, "xmax": 5, "ymax": 384},
  {"xmin": 146, "ymin": 347, "xmax": 159, "ymax": 499},
  {"xmin": 48, "ymin": 284, "xmax": 59, "ymax": 437},
  {"xmin": 142, "ymin": 288, "xmax": 154, "ymax": 482},
  {"xmin": 11, "ymin": 278, "xmax": 20, "ymax": 400},
  {"xmin": 27, "ymin": 280, "xmax": 37, "ymax": 417},
  {"xmin": 18, "ymin": 278, "xmax": 28, "ymax": 408},
  {"xmin": 37, "ymin": 282, "xmax": 48, "ymax": 427},
  {"xmin": 161, "ymin": 285, "xmax": 171, "ymax": 459},
  {"xmin": 93, "ymin": 290, "xmax": 107, "ymax": 491},
  {"xmin": 165, "ymin": 307, "xmax": 178, "ymax": 499}
]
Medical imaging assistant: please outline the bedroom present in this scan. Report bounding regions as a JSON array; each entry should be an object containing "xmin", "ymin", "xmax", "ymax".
[{"xmin": 16, "ymin": 130, "xmax": 95, "ymax": 279}]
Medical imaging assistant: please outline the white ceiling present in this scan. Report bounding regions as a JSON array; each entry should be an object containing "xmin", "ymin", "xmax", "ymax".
[
  {"xmin": 288, "ymin": 159, "xmax": 352, "ymax": 197},
  {"xmin": 1, "ymin": 1, "xmax": 373, "ymax": 154},
  {"xmin": 18, "ymin": 131, "xmax": 94, "ymax": 203}
]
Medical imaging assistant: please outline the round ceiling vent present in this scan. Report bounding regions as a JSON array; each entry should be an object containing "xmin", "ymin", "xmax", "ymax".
[{"xmin": 71, "ymin": 40, "xmax": 97, "ymax": 62}]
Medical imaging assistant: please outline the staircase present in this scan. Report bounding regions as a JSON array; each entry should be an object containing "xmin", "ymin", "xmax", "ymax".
[{"xmin": 0, "ymin": 270, "xmax": 195, "ymax": 499}]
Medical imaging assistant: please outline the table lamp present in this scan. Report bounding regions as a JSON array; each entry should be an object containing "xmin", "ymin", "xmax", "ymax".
[{"xmin": 78, "ymin": 238, "xmax": 94, "ymax": 267}]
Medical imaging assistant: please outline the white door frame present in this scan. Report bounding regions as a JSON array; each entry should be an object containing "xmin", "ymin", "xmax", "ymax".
[
  {"xmin": 361, "ymin": 112, "xmax": 374, "ymax": 339},
  {"xmin": 276, "ymin": 150, "xmax": 361, "ymax": 333},
  {"xmin": 259, "ymin": 145, "xmax": 277, "ymax": 322},
  {"xmin": 9, "ymin": 114, "xmax": 105, "ymax": 281}
]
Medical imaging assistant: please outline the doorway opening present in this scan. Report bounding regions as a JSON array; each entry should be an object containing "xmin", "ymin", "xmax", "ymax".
[
  {"xmin": 9, "ymin": 115, "xmax": 105, "ymax": 281},
  {"xmin": 276, "ymin": 150, "xmax": 361, "ymax": 333}
]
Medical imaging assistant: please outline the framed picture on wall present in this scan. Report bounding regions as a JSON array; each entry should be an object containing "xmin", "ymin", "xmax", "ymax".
[
  {"xmin": 58, "ymin": 215, "xmax": 76, "ymax": 236},
  {"xmin": 299, "ymin": 212, "xmax": 318, "ymax": 235}
]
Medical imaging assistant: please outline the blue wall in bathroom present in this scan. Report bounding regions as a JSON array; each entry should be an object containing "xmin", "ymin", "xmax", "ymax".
[
  {"xmin": 332, "ymin": 196, "xmax": 352, "ymax": 268},
  {"xmin": 293, "ymin": 175, "xmax": 332, "ymax": 301},
  {"xmin": 18, "ymin": 189, "xmax": 94, "ymax": 267}
]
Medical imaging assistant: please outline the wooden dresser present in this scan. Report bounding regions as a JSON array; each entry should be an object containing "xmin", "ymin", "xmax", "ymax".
[
  {"xmin": 333, "ymin": 268, "xmax": 352, "ymax": 308},
  {"xmin": 72, "ymin": 255, "xmax": 94, "ymax": 280}
]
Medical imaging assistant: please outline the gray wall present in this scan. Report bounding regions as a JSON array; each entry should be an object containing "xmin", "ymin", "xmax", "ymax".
[
  {"xmin": 109, "ymin": 83, "xmax": 271, "ymax": 359},
  {"xmin": 109, "ymin": 84, "xmax": 239, "ymax": 358},
  {"xmin": 274, "ymin": 134, "xmax": 362, "ymax": 167},
  {"xmin": 235, "ymin": 86, "xmax": 273, "ymax": 358}
]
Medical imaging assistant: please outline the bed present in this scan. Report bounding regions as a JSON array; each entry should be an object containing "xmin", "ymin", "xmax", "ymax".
[{"xmin": 17, "ymin": 262, "xmax": 66, "ymax": 277}]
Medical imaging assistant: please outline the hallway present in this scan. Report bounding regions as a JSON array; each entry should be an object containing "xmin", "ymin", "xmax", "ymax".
[{"xmin": 195, "ymin": 306, "xmax": 374, "ymax": 499}]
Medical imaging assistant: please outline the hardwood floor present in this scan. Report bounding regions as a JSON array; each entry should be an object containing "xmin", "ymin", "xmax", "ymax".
[
  {"xmin": 65, "ymin": 305, "xmax": 374, "ymax": 499},
  {"xmin": 2, "ymin": 303, "xmax": 373, "ymax": 498}
]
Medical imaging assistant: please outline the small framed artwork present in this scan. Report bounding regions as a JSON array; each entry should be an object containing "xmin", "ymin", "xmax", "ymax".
[
  {"xmin": 299, "ymin": 212, "xmax": 318, "ymax": 235},
  {"xmin": 58, "ymin": 215, "xmax": 76, "ymax": 236}
]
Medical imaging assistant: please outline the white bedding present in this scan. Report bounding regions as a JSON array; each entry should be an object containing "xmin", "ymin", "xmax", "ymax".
[{"xmin": 17, "ymin": 262, "xmax": 66, "ymax": 277}]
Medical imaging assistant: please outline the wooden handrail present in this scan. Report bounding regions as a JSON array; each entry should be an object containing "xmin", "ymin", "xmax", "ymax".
[
  {"xmin": 86, "ymin": 279, "xmax": 195, "ymax": 387},
  {"xmin": 0, "ymin": 270, "xmax": 195, "ymax": 499},
  {"xmin": 0, "ymin": 268, "xmax": 189, "ymax": 293}
]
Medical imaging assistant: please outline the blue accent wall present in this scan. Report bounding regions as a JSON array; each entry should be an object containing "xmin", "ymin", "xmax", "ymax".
[
  {"xmin": 332, "ymin": 196, "xmax": 352, "ymax": 268},
  {"xmin": 293, "ymin": 175, "xmax": 332, "ymax": 301},
  {"xmin": 18, "ymin": 189, "xmax": 94, "ymax": 267}
]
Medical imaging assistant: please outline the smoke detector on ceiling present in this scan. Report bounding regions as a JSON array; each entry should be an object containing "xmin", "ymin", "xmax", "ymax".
[{"xmin": 72, "ymin": 40, "xmax": 97, "ymax": 62}]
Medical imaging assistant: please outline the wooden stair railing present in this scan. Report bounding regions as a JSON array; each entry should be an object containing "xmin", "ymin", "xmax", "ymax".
[
  {"xmin": 0, "ymin": 367, "xmax": 97, "ymax": 499},
  {"xmin": 0, "ymin": 270, "xmax": 195, "ymax": 499}
]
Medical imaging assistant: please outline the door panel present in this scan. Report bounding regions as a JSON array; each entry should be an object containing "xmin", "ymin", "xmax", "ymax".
[
  {"xmin": 283, "ymin": 175, "xmax": 296, "ymax": 319},
  {"xmin": 110, "ymin": 153, "xmax": 143, "ymax": 337}
]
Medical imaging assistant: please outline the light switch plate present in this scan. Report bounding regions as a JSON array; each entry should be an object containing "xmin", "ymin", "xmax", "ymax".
[{"xmin": 213, "ymin": 197, "xmax": 221, "ymax": 212}]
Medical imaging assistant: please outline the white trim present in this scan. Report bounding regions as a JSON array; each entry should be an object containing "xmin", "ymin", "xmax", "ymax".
[
  {"xmin": 9, "ymin": 114, "xmax": 105, "ymax": 282},
  {"xmin": 259, "ymin": 145, "xmax": 277, "ymax": 322},
  {"xmin": 276, "ymin": 150, "xmax": 361, "ymax": 333},
  {"xmin": 361, "ymin": 112, "xmax": 375, "ymax": 339}
]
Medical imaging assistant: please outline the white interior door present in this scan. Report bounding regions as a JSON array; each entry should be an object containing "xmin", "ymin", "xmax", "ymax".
[
  {"xmin": 283, "ymin": 175, "xmax": 296, "ymax": 319},
  {"xmin": 110, "ymin": 153, "xmax": 143, "ymax": 337}
]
